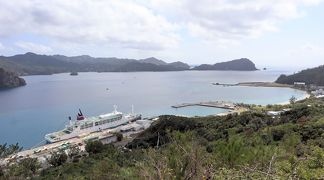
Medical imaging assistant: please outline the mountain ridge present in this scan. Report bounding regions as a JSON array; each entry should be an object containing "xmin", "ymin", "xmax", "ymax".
[
  {"xmin": 192, "ymin": 58, "xmax": 258, "ymax": 71},
  {"xmin": 0, "ymin": 53, "xmax": 191, "ymax": 75},
  {"xmin": 0, "ymin": 53, "xmax": 258, "ymax": 75}
]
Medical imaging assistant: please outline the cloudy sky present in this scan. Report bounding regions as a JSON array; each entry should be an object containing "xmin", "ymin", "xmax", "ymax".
[{"xmin": 0, "ymin": 0, "xmax": 323, "ymax": 69}]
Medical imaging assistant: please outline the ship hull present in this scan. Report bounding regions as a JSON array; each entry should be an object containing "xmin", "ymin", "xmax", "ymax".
[{"xmin": 45, "ymin": 114, "xmax": 141, "ymax": 144}]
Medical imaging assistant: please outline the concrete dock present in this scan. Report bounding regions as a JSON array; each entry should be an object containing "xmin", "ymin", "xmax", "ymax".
[
  {"xmin": 1, "ymin": 118, "xmax": 157, "ymax": 165},
  {"xmin": 171, "ymin": 101, "xmax": 236, "ymax": 110}
]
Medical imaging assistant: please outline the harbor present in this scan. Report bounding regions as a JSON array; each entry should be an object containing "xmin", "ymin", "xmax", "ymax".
[
  {"xmin": 0, "ymin": 71, "xmax": 308, "ymax": 150},
  {"xmin": 0, "ymin": 100, "xmax": 243, "ymax": 166},
  {"xmin": 1, "ymin": 114, "xmax": 158, "ymax": 166}
]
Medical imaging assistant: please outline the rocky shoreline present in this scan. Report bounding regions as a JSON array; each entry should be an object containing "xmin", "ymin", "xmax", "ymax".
[{"xmin": 0, "ymin": 68, "xmax": 26, "ymax": 89}]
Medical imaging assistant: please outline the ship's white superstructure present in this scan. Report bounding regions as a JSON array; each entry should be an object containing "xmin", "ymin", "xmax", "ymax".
[{"xmin": 45, "ymin": 106, "xmax": 141, "ymax": 143}]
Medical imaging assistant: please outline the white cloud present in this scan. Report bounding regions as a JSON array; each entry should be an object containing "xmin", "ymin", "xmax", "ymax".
[
  {"xmin": 0, "ymin": 0, "xmax": 179, "ymax": 51},
  {"xmin": 149, "ymin": 0, "xmax": 322, "ymax": 43},
  {"xmin": 0, "ymin": 0, "xmax": 322, "ymax": 52},
  {"xmin": 0, "ymin": 43, "xmax": 4, "ymax": 50},
  {"xmin": 290, "ymin": 43, "xmax": 324, "ymax": 56},
  {"xmin": 15, "ymin": 42, "xmax": 52, "ymax": 54},
  {"xmin": 301, "ymin": 43, "xmax": 324, "ymax": 53},
  {"xmin": 288, "ymin": 43, "xmax": 324, "ymax": 67}
]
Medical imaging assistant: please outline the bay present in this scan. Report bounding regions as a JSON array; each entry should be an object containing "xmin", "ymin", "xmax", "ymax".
[{"xmin": 0, "ymin": 70, "xmax": 306, "ymax": 148}]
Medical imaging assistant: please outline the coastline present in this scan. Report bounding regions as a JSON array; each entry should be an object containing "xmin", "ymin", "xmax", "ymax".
[
  {"xmin": 214, "ymin": 82, "xmax": 311, "ymax": 115},
  {"xmin": 237, "ymin": 81, "xmax": 310, "ymax": 105},
  {"xmin": 278, "ymin": 92, "xmax": 311, "ymax": 105},
  {"xmin": 237, "ymin": 82, "xmax": 293, "ymax": 88},
  {"xmin": 215, "ymin": 92, "xmax": 310, "ymax": 116},
  {"xmin": 216, "ymin": 107, "xmax": 249, "ymax": 116}
]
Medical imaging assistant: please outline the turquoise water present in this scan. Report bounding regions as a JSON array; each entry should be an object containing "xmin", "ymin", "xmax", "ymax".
[{"xmin": 0, "ymin": 71, "xmax": 306, "ymax": 148}]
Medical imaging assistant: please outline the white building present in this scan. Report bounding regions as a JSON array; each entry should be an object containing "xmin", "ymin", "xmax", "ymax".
[
  {"xmin": 294, "ymin": 82, "xmax": 306, "ymax": 86},
  {"xmin": 267, "ymin": 111, "xmax": 282, "ymax": 116}
]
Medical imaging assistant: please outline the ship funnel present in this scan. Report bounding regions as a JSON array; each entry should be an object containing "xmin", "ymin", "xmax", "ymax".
[
  {"xmin": 79, "ymin": 109, "xmax": 83, "ymax": 116},
  {"xmin": 77, "ymin": 109, "xmax": 85, "ymax": 120}
]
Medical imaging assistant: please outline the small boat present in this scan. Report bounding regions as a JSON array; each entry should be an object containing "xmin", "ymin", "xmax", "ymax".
[{"xmin": 70, "ymin": 72, "xmax": 78, "ymax": 76}]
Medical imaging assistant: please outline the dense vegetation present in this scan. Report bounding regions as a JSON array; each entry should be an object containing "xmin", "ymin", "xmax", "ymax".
[
  {"xmin": 0, "ymin": 53, "xmax": 190, "ymax": 75},
  {"xmin": 276, "ymin": 65, "xmax": 324, "ymax": 86},
  {"xmin": 0, "ymin": 68, "xmax": 26, "ymax": 88},
  {"xmin": 0, "ymin": 53, "xmax": 260, "ymax": 75},
  {"xmin": 192, "ymin": 58, "xmax": 258, "ymax": 71},
  {"xmin": 1, "ymin": 98, "xmax": 324, "ymax": 179}
]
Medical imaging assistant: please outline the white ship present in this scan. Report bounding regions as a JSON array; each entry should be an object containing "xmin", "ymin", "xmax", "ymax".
[{"xmin": 45, "ymin": 106, "xmax": 141, "ymax": 143}]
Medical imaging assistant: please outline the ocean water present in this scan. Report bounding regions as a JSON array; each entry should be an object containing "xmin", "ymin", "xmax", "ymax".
[{"xmin": 0, "ymin": 70, "xmax": 306, "ymax": 148}]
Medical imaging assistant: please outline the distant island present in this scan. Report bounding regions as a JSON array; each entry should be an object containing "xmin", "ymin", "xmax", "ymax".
[
  {"xmin": 276, "ymin": 65, "xmax": 324, "ymax": 86},
  {"xmin": 0, "ymin": 68, "xmax": 26, "ymax": 88},
  {"xmin": 0, "ymin": 53, "xmax": 259, "ymax": 75},
  {"xmin": 192, "ymin": 58, "xmax": 258, "ymax": 71},
  {"xmin": 0, "ymin": 53, "xmax": 191, "ymax": 75}
]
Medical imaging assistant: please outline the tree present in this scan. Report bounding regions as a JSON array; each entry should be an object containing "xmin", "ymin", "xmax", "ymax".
[
  {"xmin": 67, "ymin": 144, "xmax": 81, "ymax": 159},
  {"xmin": 215, "ymin": 137, "xmax": 245, "ymax": 168},
  {"xmin": 85, "ymin": 140, "xmax": 104, "ymax": 154},
  {"xmin": 8, "ymin": 158, "xmax": 40, "ymax": 177},
  {"xmin": 0, "ymin": 166, "xmax": 3, "ymax": 177},
  {"xmin": 116, "ymin": 133, "xmax": 123, "ymax": 142},
  {"xmin": 290, "ymin": 96, "xmax": 297, "ymax": 104},
  {"xmin": 0, "ymin": 143, "xmax": 22, "ymax": 158},
  {"xmin": 47, "ymin": 150, "xmax": 68, "ymax": 167}
]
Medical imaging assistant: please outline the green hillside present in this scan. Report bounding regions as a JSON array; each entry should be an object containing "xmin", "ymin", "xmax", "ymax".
[
  {"xmin": 1, "ymin": 97, "xmax": 323, "ymax": 179},
  {"xmin": 276, "ymin": 65, "xmax": 324, "ymax": 86}
]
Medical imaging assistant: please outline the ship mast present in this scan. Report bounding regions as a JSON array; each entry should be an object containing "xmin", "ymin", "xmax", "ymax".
[
  {"xmin": 113, "ymin": 105, "xmax": 118, "ymax": 113},
  {"xmin": 69, "ymin": 116, "xmax": 72, "ymax": 126}
]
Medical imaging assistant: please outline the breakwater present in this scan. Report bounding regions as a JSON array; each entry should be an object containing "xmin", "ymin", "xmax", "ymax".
[{"xmin": 172, "ymin": 101, "xmax": 236, "ymax": 110}]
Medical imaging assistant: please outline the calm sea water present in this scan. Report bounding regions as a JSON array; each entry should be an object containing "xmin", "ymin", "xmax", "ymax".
[{"xmin": 0, "ymin": 70, "xmax": 306, "ymax": 148}]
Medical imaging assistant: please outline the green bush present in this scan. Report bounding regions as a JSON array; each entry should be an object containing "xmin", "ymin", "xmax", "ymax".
[
  {"xmin": 47, "ymin": 150, "xmax": 68, "ymax": 167},
  {"xmin": 85, "ymin": 140, "xmax": 104, "ymax": 154}
]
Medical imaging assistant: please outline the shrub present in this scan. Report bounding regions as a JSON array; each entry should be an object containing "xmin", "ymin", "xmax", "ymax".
[
  {"xmin": 48, "ymin": 150, "xmax": 68, "ymax": 167},
  {"xmin": 85, "ymin": 140, "xmax": 104, "ymax": 154},
  {"xmin": 271, "ymin": 129, "xmax": 285, "ymax": 141},
  {"xmin": 116, "ymin": 133, "xmax": 123, "ymax": 142}
]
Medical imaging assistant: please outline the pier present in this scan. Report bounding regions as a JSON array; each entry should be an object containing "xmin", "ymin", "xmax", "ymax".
[
  {"xmin": 172, "ymin": 101, "xmax": 237, "ymax": 110},
  {"xmin": 0, "ymin": 118, "xmax": 157, "ymax": 166}
]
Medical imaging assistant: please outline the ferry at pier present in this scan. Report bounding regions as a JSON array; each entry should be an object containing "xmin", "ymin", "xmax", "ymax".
[{"xmin": 45, "ymin": 106, "xmax": 141, "ymax": 143}]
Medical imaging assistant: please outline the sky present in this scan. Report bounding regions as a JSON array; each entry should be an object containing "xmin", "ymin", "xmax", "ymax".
[{"xmin": 0, "ymin": 0, "xmax": 323, "ymax": 69}]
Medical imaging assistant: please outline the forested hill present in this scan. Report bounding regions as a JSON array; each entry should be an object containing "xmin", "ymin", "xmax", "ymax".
[
  {"xmin": 192, "ymin": 58, "xmax": 258, "ymax": 71},
  {"xmin": 0, "ymin": 53, "xmax": 190, "ymax": 75},
  {"xmin": 0, "ymin": 68, "xmax": 26, "ymax": 88},
  {"xmin": 276, "ymin": 65, "xmax": 324, "ymax": 86}
]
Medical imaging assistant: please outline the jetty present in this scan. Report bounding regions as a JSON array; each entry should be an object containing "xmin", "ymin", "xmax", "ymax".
[
  {"xmin": 172, "ymin": 101, "xmax": 236, "ymax": 110},
  {"xmin": 212, "ymin": 82, "xmax": 293, "ymax": 88},
  {"xmin": 212, "ymin": 83, "xmax": 237, "ymax": 87}
]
